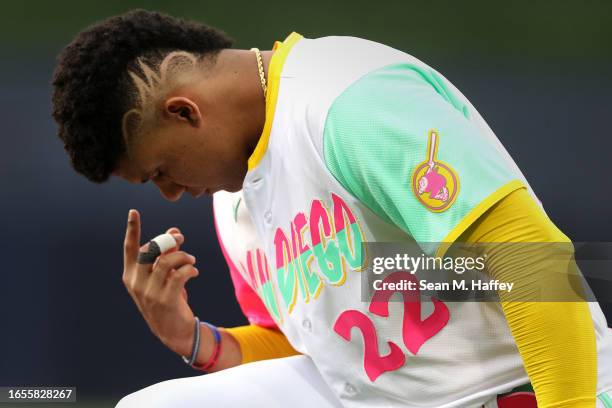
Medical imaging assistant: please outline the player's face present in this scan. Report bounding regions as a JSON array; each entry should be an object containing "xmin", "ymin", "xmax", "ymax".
[
  {"xmin": 113, "ymin": 62, "xmax": 265, "ymax": 201},
  {"xmin": 113, "ymin": 108, "xmax": 249, "ymax": 201}
]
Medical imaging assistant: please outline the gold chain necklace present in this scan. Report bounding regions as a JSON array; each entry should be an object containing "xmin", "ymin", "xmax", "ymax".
[{"xmin": 250, "ymin": 47, "xmax": 267, "ymax": 99}]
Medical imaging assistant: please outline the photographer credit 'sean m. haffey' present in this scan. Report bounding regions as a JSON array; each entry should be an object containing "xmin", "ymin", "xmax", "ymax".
[{"xmin": 372, "ymin": 275, "xmax": 515, "ymax": 293}]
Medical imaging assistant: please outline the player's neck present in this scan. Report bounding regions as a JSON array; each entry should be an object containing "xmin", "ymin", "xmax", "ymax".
[{"xmin": 210, "ymin": 48, "xmax": 274, "ymax": 167}]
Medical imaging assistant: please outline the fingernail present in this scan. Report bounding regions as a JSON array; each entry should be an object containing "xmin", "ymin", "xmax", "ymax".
[
  {"xmin": 128, "ymin": 209, "xmax": 134, "ymax": 221},
  {"xmin": 189, "ymin": 255, "xmax": 196, "ymax": 263}
]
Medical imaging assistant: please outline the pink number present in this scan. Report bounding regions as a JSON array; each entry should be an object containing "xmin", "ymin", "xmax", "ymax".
[
  {"xmin": 369, "ymin": 272, "xmax": 449, "ymax": 355},
  {"xmin": 333, "ymin": 310, "xmax": 405, "ymax": 382}
]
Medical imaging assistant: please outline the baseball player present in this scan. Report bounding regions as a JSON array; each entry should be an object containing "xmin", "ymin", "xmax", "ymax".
[{"xmin": 51, "ymin": 9, "xmax": 612, "ymax": 408}]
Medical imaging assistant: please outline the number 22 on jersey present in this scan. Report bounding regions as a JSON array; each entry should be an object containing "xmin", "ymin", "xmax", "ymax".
[{"xmin": 333, "ymin": 272, "xmax": 450, "ymax": 381}]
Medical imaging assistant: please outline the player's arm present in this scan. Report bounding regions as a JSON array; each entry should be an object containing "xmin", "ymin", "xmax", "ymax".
[
  {"xmin": 187, "ymin": 323, "xmax": 298, "ymax": 371},
  {"xmin": 224, "ymin": 325, "xmax": 300, "ymax": 365},
  {"xmin": 192, "ymin": 270, "xmax": 299, "ymax": 370},
  {"xmin": 321, "ymin": 63, "xmax": 597, "ymax": 407},
  {"xmin": 122, "ymin": 210, "xmax": 297, "ymax": 372},
  {"xmin": 459, "ymin": 187, "xmax": 597, "ymax": 408},
  {"xmin": 121, "ymin": 209, "xmax": 246, "ymax": 371}
]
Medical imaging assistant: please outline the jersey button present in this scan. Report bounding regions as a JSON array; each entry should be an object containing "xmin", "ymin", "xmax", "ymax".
[
  {"xmin": 264, "ymin": 210, "xmax": 272, "ymax": 224},
  {"xmin": 343, "ymin": 382, "xmax": 358, "ymax": 396},
  {"xmin": 301, "ymin": 318, "xmax": 312, "ymax": 332}
]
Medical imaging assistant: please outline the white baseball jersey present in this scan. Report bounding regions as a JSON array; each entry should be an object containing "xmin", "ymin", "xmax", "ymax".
[{"xmin": 216, "ymin": 32, "xmax": 612, "ymax": 408}]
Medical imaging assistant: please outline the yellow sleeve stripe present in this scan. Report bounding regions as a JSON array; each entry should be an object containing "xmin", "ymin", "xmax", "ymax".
[
  {"xmin": 435, "ymin": 179, "xmax": 525, "ymax": 257},
  {"xmin": 225, "ymin": 324, "xmax": 300, "ymax": 364}
]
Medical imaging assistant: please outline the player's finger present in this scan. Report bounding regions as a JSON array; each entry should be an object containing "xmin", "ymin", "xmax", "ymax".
[
  {"xmin": 164, "ymin": 264, "xmax": 199, "ymax": 301},
  {"xmin": 123, "ymin": 209, "xmax": 141, "ymax": 267},
  {"xmin": 132, "ymin": 234, "xmax": 185, "ymax": 292},
  {"xmin": 146, "ymin": 233, "xmax": 184, "ymax": 265},
  {"xmin": 137, "ymin": 233, "xmax": 182, "ymax": 265},
  {"xmin": 165, "ymin": 232, "xmax": 184, "ymax": 249},
  {"xmin": 148, "ymin": 251, "xmax": 196, "ymax": 292},
  {"xmin": 162, "ymin": 230, "xmax": 184, "ymax": 253},
  {"xmin": 165, "ymin": 227, "xmax": 181, "ymax": 235}
]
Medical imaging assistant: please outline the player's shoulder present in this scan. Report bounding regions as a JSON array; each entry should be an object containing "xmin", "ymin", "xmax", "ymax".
[
  {"xmin": 276, "ymin": 34, "xmax": 439, "ymax": 155},
  {"xmin": 282, "ymin": 34, "xmax": 419, "ymax": 86},
  {"xmin": 279, "ymin": 33, "xmax": 443, "ymax": 119}
]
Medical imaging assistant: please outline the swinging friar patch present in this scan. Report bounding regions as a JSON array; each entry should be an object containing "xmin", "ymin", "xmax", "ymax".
[{"xmin": 411, "ymin": 129, "xmax": 460, "ymax": 212}]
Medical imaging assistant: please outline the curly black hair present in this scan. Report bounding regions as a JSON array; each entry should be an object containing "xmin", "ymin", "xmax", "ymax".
[{"xmin": 52, "ymin": 9, "xmax": 234, "ymax": 183}]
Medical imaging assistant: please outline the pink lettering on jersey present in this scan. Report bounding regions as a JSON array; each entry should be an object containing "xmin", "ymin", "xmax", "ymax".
[
  {"xmin": 293, "ymin": 212, "xmax": 323, "ymax": 301},
  {"xmin": 274, "ymin": 227, "xmax": 299, "ymax": 313},
  {"xmin": 370, "ymin": 272, "xmax": 449, "ymax": 355},
  {"xmin": 272, "ymin": 193, "xmax": 367, "ymax": 314},
  {"xmin": 332, "ymin": 193, "xmax": 364, "ymax": 272},
  {"xmin": 243, "ymin": 248, "xmax": 282, "ymax": 324},
  {"xmin": 333, "ymin": 310, "xmax": 405, "ymax": 382},
  {"xmin": 310, "ymin": 199, "xmax": 344, "ymax": 284}
]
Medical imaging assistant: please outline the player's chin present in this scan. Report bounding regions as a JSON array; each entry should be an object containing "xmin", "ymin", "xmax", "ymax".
[
  {"xmin": 218, "ymin": 180, "xmax": 244, "ymax": 194},
  {"xmin": 222, "ymin": 185, "xmax": 241, "ymax": 194}
]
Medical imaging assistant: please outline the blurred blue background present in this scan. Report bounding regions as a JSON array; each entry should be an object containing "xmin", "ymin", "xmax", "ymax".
[{"xmin": 1, "ymin": 0, "xmax": 610, "ymax": 406}]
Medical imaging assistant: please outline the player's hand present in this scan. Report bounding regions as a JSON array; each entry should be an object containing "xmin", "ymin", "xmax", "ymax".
[{"xmin": 122, "ymin": 209, "xmax": 200, "ymax": 358}]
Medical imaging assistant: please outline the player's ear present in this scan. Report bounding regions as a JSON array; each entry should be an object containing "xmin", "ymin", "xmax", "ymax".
[{"xmin": 164, "ymin": 96, "xmax": 202, "ymax": 127}]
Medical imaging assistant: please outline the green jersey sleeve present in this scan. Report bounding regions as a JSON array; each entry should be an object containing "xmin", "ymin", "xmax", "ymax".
[{"xmin": 322, "ymin": 63, "xmax": 525, "ymax": 254}]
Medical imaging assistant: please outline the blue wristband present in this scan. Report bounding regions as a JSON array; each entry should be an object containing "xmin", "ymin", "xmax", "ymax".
[{"xmin": 202, "ymin": 321, "xmax": 221, "ymax": 344}]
